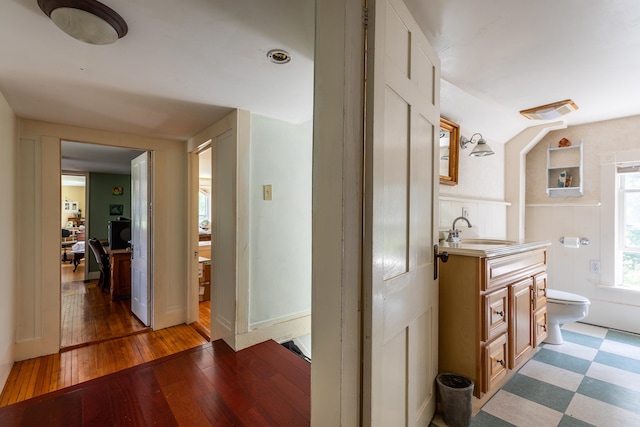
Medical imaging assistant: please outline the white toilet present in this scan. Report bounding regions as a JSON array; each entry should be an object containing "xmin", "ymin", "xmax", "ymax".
[{"xmin": 544, "ymin": 289, "xmax": 591, "ymax": 345}]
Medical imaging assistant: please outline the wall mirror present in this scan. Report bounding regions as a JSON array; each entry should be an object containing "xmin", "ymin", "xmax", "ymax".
[{"xmin": 439, "ymin": 117, "xmax": 460, "ymax": 186}]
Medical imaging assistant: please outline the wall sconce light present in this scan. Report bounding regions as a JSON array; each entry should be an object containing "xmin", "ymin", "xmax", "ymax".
[{"xmin": 460, "ymin": 133, "xmax": 495, "ymax": 157}]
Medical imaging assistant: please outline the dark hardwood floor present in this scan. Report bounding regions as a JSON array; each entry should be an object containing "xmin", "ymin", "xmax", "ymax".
[{"xmin": 0, "ymin": 339, "xmax": 311, "ymax": 426}]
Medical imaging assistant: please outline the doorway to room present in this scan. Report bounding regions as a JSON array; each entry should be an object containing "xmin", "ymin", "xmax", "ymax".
[
  {"xmin": 61, "ymin": 173, "xmax": 87, "ymax": 285},
  {"xmin": 60, "ymin": 141, "xmax": 150, "ymax": 350},
  {"xmin": 192, "ymin": 146, "xmax": 212, "ymax": 340}
]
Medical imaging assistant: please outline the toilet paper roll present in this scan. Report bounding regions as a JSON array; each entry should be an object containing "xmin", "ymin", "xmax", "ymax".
[{"xmin": 563, "ymin": 237, "xmax": 580, "ymax": 248}]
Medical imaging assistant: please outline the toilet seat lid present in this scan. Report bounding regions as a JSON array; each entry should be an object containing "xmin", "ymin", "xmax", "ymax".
[{"xmin": 547, "ymin": 289, "xmax": 590, "ymax": 304}]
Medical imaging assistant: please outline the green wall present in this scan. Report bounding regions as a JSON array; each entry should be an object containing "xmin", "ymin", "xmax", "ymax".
[{"xmin": 87, "ymin": 173, "xmax": 131, "ymax": 272}]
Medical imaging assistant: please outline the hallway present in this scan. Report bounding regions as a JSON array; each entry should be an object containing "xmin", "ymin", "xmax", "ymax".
[
  {"xmin": 0, "ymin": 324, "xmax": 207, "ymax": 407},
  {"xmin": 60, "ymin": 271, "xmax": 149, "ymax": 349},
  {"xmin": 0, "ymin": 339, "xmax": 310, "ymax": 426}
]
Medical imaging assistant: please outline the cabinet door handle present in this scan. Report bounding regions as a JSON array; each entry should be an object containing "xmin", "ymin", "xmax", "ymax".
[
  {"xmin": 497, "ymin": 359, "xmax": 505, "ymax": 366},
  {"xmin": 494, "ymin": 310, "xmax": 504, "ymax": 317}
]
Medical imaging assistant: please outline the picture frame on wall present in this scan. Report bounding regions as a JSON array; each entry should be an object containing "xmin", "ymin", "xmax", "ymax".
[
  {"xmin": 109, "ymin": 204, "xmax": 124, "ymax": 216},
  {"xmin": 112, "ymin": 186, "xmax": 124, "ymax": 196}
]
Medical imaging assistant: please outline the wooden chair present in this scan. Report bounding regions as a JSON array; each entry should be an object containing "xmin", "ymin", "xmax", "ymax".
[{"xmin": 88, "ymin": 238, "xmax": 111, "ymax": 293}]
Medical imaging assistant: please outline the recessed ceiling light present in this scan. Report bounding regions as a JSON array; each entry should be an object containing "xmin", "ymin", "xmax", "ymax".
[
  {"xmin": 267, "ymin": 49, "xmax": 291, "ymax": 64},
  {"xmin": 38, "ymin": 0, "xmax": 128, "ymax": 45},
  {"xmin": 519, "ymin": 99, "xmax": 578, "ymax": 120}
]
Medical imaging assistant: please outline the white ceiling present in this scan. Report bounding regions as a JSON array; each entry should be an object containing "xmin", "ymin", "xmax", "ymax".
[
  {"xmin": 2, "ymin": 0, "xmax": 640, "ymax": 165},
  {"xmin": 0, "ymin": 0, "xmax": 315, "ymax": 144},
  {"xmin": 406, "ymin": 0, "xmax": 640, "ymax": 142}
]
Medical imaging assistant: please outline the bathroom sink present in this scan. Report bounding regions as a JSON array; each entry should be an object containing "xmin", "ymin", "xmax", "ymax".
[{"xmin": 460, "ymin": 239, "xmax": 518, "ymax": 245}]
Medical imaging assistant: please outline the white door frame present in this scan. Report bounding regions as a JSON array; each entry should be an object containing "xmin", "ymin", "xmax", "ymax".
[
  {"xmin": 312, "ymin": 0, "xmax": 440, "ymax": 425},
  {"xmin": 186, "ymin": 112, "xmax": 246, "ymax": 345},
  {"xmin": 187, "ymin": 143, "xmax": 212, "ymax": 330},
  {"xmin": 311, "ymin": 0, "xmax": 366, "ymax": 425}
]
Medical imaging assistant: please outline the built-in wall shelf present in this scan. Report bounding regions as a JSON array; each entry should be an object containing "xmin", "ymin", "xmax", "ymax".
[{"xmin": 546, "ymin": 141, "xmax": 583, "ymax": 197}]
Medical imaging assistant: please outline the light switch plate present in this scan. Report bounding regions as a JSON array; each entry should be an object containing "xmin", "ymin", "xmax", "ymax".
[{"xmin": 263, "ymin": 184, "xmax": 272, "ymax": 201}]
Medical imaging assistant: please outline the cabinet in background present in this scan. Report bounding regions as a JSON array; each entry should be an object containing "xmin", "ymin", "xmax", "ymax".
[
  {"xmin": 439, "ymin": 248, "xmax": 548, "ymax": 412},
  {"xmin": 109, "ymin": 250, "xmax": 131, "ymax": 301},
  {"xmin": 546, "ymin": 141, "xmax": 583, "ymax": 197}
]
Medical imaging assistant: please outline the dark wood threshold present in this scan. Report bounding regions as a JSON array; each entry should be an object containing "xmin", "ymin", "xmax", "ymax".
[
  {"xmin": 60, "ymin": 327, "xmax": 151, "ymax": 353},
  {"xmin": 190, "ymin": 321, "xmax": 211, "ymax": 342}
]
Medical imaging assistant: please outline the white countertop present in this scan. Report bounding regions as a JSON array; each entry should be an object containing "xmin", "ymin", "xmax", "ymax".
[{"xmin": 439, "ymin": 239, "xmax": 551, "ymax": 258}]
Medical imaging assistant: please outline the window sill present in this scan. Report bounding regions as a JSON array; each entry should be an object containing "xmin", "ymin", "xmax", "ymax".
[{"xmin": 597, "ymin": 283, "xmax": 640, "ymax": 293}]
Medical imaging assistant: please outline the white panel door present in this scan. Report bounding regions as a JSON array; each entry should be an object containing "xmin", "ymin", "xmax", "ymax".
[
  {"xmin": 131, "ymin": 152, "xmax": 151, "ymax": 326},
  {"xmin": 363, "ymin": 0, "xmax": 440, "ymax": 425}
]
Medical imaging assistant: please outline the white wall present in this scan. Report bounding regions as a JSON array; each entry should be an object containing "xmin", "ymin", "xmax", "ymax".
[
  {"xmin": 439, "ymin": 134, "xmax": 508, "ymax": 239},
  {"xmin": 248, "ymin": 114, "xmax": 312, "ymax": 329},
  {"xmin": 0, "ymin": 91, "xmax": 17, "ymax": 390},
  {"xmin": 524, "ymin": 115, "xmax": 640, "ymax": 334}
]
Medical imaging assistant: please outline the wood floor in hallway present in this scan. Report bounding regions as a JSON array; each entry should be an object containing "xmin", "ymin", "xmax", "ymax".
[
  {"xmin": 0, "ymin": 324, "xmax": 208, "ymax": 407},
  {"xmin": 0, "ymin": 263, "xmax": 311, "ymax": 427},
  {"xmin": 61, "ymin": 275, "xmax": 149, "ymax": 349},
  {"xmin": 0, "ymin": 339, "xmax": 310, "ymax": 426}
]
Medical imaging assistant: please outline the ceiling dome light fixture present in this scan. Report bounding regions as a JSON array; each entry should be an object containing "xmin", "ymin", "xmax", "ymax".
[
  {"xmin": 38, "ymin": 0, "xmax": 128, "ymax": 45},
  {"xmin": 460, "ymin": 133, "xmax": 495, "ymax": 157}
]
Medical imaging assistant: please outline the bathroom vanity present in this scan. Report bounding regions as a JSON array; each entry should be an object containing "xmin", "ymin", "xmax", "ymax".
[{"xmin": 437, "ymin": 239, "xmax": 551, "ymax": 413}]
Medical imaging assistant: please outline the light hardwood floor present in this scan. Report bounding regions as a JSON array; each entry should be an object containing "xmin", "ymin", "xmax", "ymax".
[
  {"xmin": 61, "ymin": 276, "xmax": 149, "ymax": 349},
  {"xmin": 0, "ymin": 324, "xmax": 208, "ymax": 407},
  {"xmin": 0, "ymin": 261, "xmax": 212, "ymax": 407}
]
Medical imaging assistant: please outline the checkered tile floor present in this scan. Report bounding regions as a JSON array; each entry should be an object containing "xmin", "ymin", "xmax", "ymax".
[{"xmin": 432, "ymin": 322, "xmax": 640, "ymax": 427}]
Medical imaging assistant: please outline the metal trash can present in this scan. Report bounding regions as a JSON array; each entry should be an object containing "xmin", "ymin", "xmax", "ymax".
[{"xmin": 436, "ymin": 373, "xmax": 474, "ymax": 427}]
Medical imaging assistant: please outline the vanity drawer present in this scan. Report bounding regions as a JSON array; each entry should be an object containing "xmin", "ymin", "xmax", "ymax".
[
  {"xmin": 483, "ymin": 249, "xmax": 547, "ymax": 291},
  {"xmin": 482, "ymin": 333, "xmax": 508, "ymax": 394},
  {"xmin": 483, "ymin": 287, "xmax": 508, "ymax": 341},
  {"xmin": 534, "ymin": 273, "xmax": 547, "ymax": 309},
  {"xmin": 534, "ymin": 306, "xmax": 548, "ymax": 347}
]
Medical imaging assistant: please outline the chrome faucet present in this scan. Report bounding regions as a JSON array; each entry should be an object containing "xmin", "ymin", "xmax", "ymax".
[{"xmin": 447, "ymin": 216, "xmax": 472, "ymax": 243}]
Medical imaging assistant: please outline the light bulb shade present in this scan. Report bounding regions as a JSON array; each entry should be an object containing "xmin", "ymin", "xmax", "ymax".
[
  {"xmin": 38, "ymin": 0, "xmax": 128, "ymax": 45},
  {"xmin": 469, "ymin": 139, "xmax": 495, "ymax": 157}
]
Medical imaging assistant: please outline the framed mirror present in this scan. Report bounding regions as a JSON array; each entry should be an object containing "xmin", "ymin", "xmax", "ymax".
[{"xmin": 439, "ymin": 117, "xmax": 460, "ymax": 186}]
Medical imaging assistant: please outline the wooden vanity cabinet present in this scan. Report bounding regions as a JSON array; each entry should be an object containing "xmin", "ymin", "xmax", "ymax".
[
  {"xmin": 509, "ymin": 278, "xmax": 534, "ymax": 369},
  {"xmin": 439, "ymin": 248, "xmax": 547, "ymax": 408},
  {"xmin": 533, "ymin": 273, "xmax": 549, "ymax": 346}
]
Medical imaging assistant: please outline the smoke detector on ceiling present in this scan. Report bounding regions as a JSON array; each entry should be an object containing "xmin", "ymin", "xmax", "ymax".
[{"xmin": 519, "ymin": 99, "xmax": 578, "ymax": 120}]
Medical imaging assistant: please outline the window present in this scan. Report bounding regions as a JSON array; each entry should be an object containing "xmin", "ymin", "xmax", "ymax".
[
  {"xmin": 617, "ymin": 169, "xmax": 640, "ymax": 287},
  {"xmin": 198, "ymin": 189, "xmax": 210, "ymax": 223}
]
